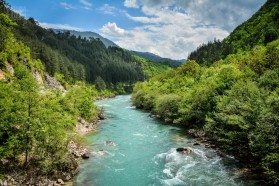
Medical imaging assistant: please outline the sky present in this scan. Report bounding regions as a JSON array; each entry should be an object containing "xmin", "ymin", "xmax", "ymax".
[{"xmin": 7, "ymin": 0, "xmax": 266, "ymax": 60}]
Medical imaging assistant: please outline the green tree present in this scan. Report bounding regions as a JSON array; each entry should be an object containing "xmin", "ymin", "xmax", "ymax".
[
  {"xmin": 155, "ymin": 94, "xmax": 181, "ymax": 123},
  {"xmin": 95, "ymin": 76, "xmax": 106, "ymax": 91},
  {"xmin": 205, "ymin": 80, "xmax": 263, "ymax": 155}
]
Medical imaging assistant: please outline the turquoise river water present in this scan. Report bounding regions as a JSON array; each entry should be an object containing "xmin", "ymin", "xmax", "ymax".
[{"xmin": 75, "ymin": 95, "xmax": 257, "ymax": 186}]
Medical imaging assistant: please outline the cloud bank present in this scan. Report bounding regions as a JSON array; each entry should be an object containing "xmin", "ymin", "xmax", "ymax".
[{"xmin": 100, "ymin": 0, "xmax": 264, "ymax": 59}]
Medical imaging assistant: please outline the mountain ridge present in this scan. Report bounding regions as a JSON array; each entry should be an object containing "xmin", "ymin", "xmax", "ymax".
[
  {"xmin": 58, "ymin": 29, "xmax": 183, "ymax": 66},
  {"xmin": 54, "ymin": 29, "xmax": 119, "ymax": 48}
]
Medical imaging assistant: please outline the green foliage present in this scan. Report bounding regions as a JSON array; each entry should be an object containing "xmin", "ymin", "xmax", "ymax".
[
  {"xmin": 205, "ymin": 80, "xmax": 263, "ymax": 153},
  {"xmin": 63, "ymin": 83, "xmax": 99, "ymax": 122},
  {"xmin": 154, "ymin": 94, "xmax": 181, "ymax": 123},
  {"xmin": 265, "ymin": 28, "xmax": 279, "ymax": 44},
  {"xmin": 0, "ymin": 14, "xmax": 108, "ymax": 178},
  {"xmin": 95, "ymin": 76, "xmax": 107, "ymax": 91},
  {"xmin": 133, "ymin": 55, "xmax": 173, "ymax": 80},
  {"xmin": 0, "ymin": 63, "xmax": 75, "ymax": 173},
  {"xmin": 176, "ymin": 60, "xmax": 200, "ymax": 76},
  {"xmin": 132, "ymin": 40, "xmax": 279, "ymax": 183},
  {"xmin": 188, "ymin": 39, "xmax": 233, "ymax": 66},
  {"xmin": 226, "ymin": 0, "xmax": 279, "ymax": 50}
]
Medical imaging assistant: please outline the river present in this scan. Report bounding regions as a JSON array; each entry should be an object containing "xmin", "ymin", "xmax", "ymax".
[{"xmin": 75, "ymin": 95, "xmax": 257, "ymax": 186}]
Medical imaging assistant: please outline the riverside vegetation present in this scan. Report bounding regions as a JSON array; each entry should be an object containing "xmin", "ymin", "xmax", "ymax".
[
  {"xmin": 0, "ymin": 12, "xmax": 113, "ymax": 184},
  {"xmin": 0, "ymin": 1, "xmax": 173, "ymax": 184},
  {"xmin": 132, "ymin": 0, "xmax": 279, "ymax": 184}
]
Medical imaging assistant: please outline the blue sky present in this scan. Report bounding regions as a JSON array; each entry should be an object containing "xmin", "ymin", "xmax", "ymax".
[{"xmin": 7, "ymin": 0, "xmax": 266, "ymax": 59}]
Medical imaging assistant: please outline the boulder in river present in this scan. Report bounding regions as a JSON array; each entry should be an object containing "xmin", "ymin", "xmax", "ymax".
[
  {"xmin": 176, "ymin": 147, "xmax": 193, "ymax": 155},
  {"xmin": 105, "ymin": 140, "xmax": 116, "ymax": 146},
  {"xmin": 81, "ymin": 152, "xmax": 91, "ymax": 159}
]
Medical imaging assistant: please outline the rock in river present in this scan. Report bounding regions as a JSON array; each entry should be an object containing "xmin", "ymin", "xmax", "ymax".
[{"xmin": 176, "ymin": 147, "xmax": 193, "ymax": 155}]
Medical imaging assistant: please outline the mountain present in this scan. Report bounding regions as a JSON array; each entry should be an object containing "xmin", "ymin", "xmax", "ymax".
[
  {"xmin": 0, "ymin": 5, "xmax": 173, "ymax": 88},
  {"xmin": 56, "ymin": 30, "xmax": 183, "ymax": 67},
  {"xmin": 130, "ymin": 51, "xmax": 184, "ymax": 67},
  {"xmin": 188, "ymin": 0, "xmax": 279, "ymax": 66},
  {"xmin": 55, "ymin": 30, "xmax": 119, "ymax": 48}
]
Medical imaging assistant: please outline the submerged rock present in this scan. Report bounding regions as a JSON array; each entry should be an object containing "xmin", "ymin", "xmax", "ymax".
[
  {"xmin": 105, "ymin": 140, "xmax": 116, "ymax": 146},
  {"xmin": 176, "ymin": 147, "xmax": 193, "ymax": 155}
]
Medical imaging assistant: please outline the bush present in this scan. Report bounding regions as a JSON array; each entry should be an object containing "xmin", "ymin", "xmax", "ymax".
[{"xmin": 155, "ymin": 94, "xmax": 181, "ymax": 123}]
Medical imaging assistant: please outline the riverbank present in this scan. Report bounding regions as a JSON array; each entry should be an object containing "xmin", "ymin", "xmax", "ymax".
[
  {"xmin": 0, "ymin": 113, "xmax": 104, "ymax": 186},
  {"xmin": 148, "ymin": 114, "xmax": 267, "ymax": 185}
]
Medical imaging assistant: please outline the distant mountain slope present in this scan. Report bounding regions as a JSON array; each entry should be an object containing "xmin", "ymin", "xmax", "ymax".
[
  {"xmin": 130, "ymin": 51, "xmax": 183, "ymax": 67},
  {"xmin": 188, "ymin": 0, "xmax": 279, "ymax": 66},
  {"xmin": 1, "ymin": 7, "xmax": 144, "ymax": 86},
  {"xmin": 59, "ymin": 30, "xmax": 119, "ymax": 48},
  {"xmin": 56, "ymin": 30, "xmax": 183, "ymax": 67}
]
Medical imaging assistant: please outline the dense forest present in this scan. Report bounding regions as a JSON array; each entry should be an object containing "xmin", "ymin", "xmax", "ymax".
[
  {"xmin": 132, "ymin": 0, "xmax": 279, "ymax": 184},
  {"xmin": 0, "ymin": 10, "xmax": 115, "ymax": 181},
  {"xmin": 0, "ymin": 2, "xmax": 173, "ymax": 90}
]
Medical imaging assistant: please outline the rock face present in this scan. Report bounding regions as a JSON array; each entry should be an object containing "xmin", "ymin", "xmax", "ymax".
[
  {"xmin": 0, "ymin": 69, "xmax": 5, "ymax": 80},
  {"xmin": 76, "ymin": 118, "xmax": 99, "ymax": 135},
  {"xmin": 68, "ymin": 140, "xmax": 91, "ymax": 159},
  {"xmin": 6, "ymin": 62, "xmax": 14, "ymax": 76},
  {"xmin": 57, "ymin": 178, "xmax": 65, "ymax": 185},
  {"xmin": 32, "ymin": 69, "xmax": 44, "ymax": 85},
  {"xmin": 44, "ymin": 73, "xmax": 65, "ymax": 91},
  {"xmin": 176, "ymin": 147, "xmax": 193, "ymax": 155}
]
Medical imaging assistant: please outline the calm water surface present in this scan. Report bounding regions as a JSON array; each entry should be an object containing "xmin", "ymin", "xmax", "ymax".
[{"xmin": 75, "ymin": 95, "xmax": 256, "ymax": 186}]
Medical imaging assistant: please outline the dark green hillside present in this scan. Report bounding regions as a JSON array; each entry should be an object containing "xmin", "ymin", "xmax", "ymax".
[
  {"xmin": 226, "ymin": 0, "xmax": 279, "ymax": 50},
  {"xmin": 13, "ymin": 17, "xmax": 144, "ymax": 85},
  {"xmin": 63, "ymin": 30, "xmax": 119, "ymax": 48},
  {"xmin": 0, "ymin": 3, "xmax": 172, "ymax": 89},
  {"xmin": 130, "ymin": 50, "xmax": 182, "ymax": 67},
  {"xmin": 188, "ymin": 0, "xmax": 279, "ymax": 66}
]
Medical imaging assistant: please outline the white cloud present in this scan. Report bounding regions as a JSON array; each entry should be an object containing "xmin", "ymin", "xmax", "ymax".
[
  {"xmin": 100, "ymin": 22, "xmax": 131, "ymax": 37},
  {"xmin": 101, "ymin": 3, "xmax": 229, "ymax": 59},
  {"xmin": 99, "ymin": 4, "xmax": 117, "ymax": 15},
  {"xmin": 124, "ymin": 0, "xmax": 139, "ymax": 8},
  {"xmin": 60, "ymin": 2, "xmax": 75, "ymax": 10},
  {"xmin": 79, "ymin": 0, "xmax": 92, "ymax": 10},
  {"xmin": 39, "ymin": 22, "xmax": 84, "ymax": 31},
  {"xmin": 140, "ymin": 0, "xmax": 265, "ymax": 31},
  {"xmin": 100, "ymin": 0, "xmax": 264, "ymax": 59}
]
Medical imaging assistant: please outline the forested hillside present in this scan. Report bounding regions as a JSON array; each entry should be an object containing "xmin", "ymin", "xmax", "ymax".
[
  {"xmin": 132, "ymin": 0, "xmax": 279, "ymax": 184},
  {"xmin": 0, "ymin": 2, "xmax": 172, "ymax": 90},
  {"xmin": 130, "ymin": 51, "xmax": 182, "ymax": 67},
  {"xmin": 188, "ymin": 0, "xmax": 279, "ymax": 66},
  {"xmin": 64, "ymin": 30, "xmax": 119, "ymax": 48},
  {"xmin": 0, "ymin": 10, "xmax": 116, "ymax": 183}
]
